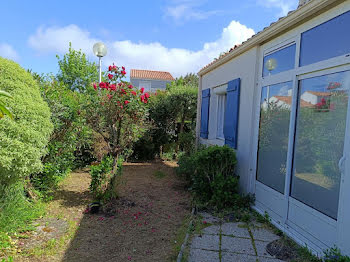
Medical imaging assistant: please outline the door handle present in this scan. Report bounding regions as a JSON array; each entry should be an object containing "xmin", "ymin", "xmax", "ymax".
[{"xmin": 339, "ymin": 155, "xmax": 346, "ymax": 174}]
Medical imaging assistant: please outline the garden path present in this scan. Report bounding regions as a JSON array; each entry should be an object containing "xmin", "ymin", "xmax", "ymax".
[{"xmin": 14, "ymin": 161, "xmax": 191, "ymax": 262}]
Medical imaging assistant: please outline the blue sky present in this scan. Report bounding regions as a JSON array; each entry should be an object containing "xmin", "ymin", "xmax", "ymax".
[{"xmin": 0, "ymin": 0, "xmax": 298, "ymax": 78}]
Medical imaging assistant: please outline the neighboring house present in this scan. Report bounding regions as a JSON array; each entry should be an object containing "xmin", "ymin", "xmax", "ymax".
[
  {"xmin": 196, "ymin": 0, "xmax": 350, "ymax": 257},
  {"xmin": 130, "ymin": 69, "xmax": 174, "ymax": 93}
]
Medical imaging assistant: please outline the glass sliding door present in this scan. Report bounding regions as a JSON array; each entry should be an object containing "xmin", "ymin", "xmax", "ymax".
[
  {"xmin": 291, "ymin": 70, "xmax": 350, "ymax": 219},
  {"xmin": 256, "ymin": 81, "xmax": 293, "ymax": 193}
]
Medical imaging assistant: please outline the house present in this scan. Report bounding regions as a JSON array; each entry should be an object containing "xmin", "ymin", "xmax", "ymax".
[
  {"xmin": 130, "ymin": 69, "xmax": 174, "ymax": 92},
  {"xmin": 196, "ymin": 0, "xmax": 350, "ymax": 257}
]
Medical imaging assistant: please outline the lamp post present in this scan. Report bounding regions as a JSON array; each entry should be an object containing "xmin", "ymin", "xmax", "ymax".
[
  {"xmin": 93, "ymin": 42, "xmax": 108, "ymax": 83},
  {"xmin": 265, "ymin": 58, "xmax": 277, "ymax": 107}
]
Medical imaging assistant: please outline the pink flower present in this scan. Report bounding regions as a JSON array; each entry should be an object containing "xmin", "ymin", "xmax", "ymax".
[
  {"xmin": 99, "ymin": 82, "xmax": 107, "ymax": 89},
  {"xmin": 140, "ymin": 87, "xmax": 145, "ymax": 94},
  {"xmin": 128, "ymin": 256, "xmax": 132, "ymax": 261},
  {"xmin": 121, "ymin": 70, "xmax": 126, "ymax": 75},
  {"xmin": 144, "ymin": 92, "xmax": 150, "ymax": 99},
  {"xmin": 128, "ymin": 84, "xmax": 133, "ymax": 89},
  {"xmin": 140, "ymin": 95, "xmax": 145, "ymax": 103},
  {"xmin": 124, "ymin": 100, "xmax": 130, "ymax": 105},
  {"xmin": 122, "ymin": 66, "xmax": 126, "ymax": 71},
  {"xmin": 93, "ymin": 83, "xmax": 97, "ymax": 90},
  {"xmin": 107, "ymin": 94, "xmax": 112, "ymax": 100},
  {"xmin": 203, "ymin": 220, "xmax": 207, "ymax": 224},
  {"xmin": 131, "ymin": 91, "xmax": 137, "ymax": 96},
  {"xmin": 108, "ymin": 74, "xmax": 113, "ymax": 80}
]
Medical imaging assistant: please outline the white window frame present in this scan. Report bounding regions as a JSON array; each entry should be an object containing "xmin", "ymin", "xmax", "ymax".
[
  {"xmin": 216, "ymin": 94, "xmax": 226, "ymax": 140},
  {"xmin": 251, "ymin": 5, "xmax": 350, "ymax": 255}
]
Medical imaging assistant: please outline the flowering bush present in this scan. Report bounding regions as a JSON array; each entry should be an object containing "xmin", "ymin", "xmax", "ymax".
[{"xmin": 86, "ymin": 65, "xmax": 150, "ymax": 194}]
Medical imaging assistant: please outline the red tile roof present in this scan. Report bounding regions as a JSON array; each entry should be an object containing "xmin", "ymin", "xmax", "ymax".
[
  {"xmin": 130, "ymin": 69, "xmax": 174, "ymax": 81},
  {"xmin": 306, "ymin": 91, "xmax": 331, "ymax": 97},
  {"xmin": 274, "ymin": 96, "xmax": 314, "ymax": 108},
  {"xmin": 199, "ymin": 1, "xmax": 313, "ymax": 73}
]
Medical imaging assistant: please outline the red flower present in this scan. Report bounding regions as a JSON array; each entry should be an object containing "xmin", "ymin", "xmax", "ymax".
[
  {"xmin": 131, "ymin": 91, "xmax": 137, "ymax": 96},
  {"xmin": 107, "ymin": 94, "xmax": 112, "ymax": 100},
  {"xmin": 321, "ymin": 98, "xmax": 326, "ymax": 105},
  {"xmin": 140, "ymin": 87, "xmax": 145, "ymax": 94},
  {"xmin": 99, "ymin": 82, "xmax": 107, "ymax": 89},
  {"xmin": 145, "ymin": 92, "xmax": 150, "ymax": 99},
  {"xmin": 121, "ymin": 70, "xmax": 126, "ymax": 75},
  {"xmin": 109, "ymin": 84, "xmax": 116, "ymax": 91},
  {"xmin": 128, "ymin": 84, "xmax": 133, "ymax": 89},
  {"xmin": 108, "ymin": 65, "xmax": 113, "ymax": 71},
  {"xmin": 93, "ymin": 83, "xmax": 97, "ymax": 90},
  {"xmin": 108, "ymin": 73, "xmax": 114, "ymax": 80},
  {"xmin": 124, "ymin": 100, "xmax": 130, "ymax": 105},
  {"xmin": 121, "ymin": 89, "xmax": 126, "ymax": 94},
  {"xmin": 122, "ymin": 66, "xmax": 126, "ymax": 71},
  {"xmin": 140, "ymin": 95, "xmax": 145, "ymax": 102}
]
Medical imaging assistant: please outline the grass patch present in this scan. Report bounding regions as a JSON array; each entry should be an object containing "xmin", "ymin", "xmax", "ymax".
[
  {"xmin": 154, "ymin": 170, "xmax": 167, "ymax": 179},
  {"xmin": 170, "ymin": 214, "xmax": 192, "ymax": 261},
  {"xmin": 0, "ymin": 184, "xmax": 45, "ymax": 258}
]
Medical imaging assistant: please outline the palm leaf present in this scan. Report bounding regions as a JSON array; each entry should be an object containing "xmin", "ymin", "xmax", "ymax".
[
  {"xmin": 0, "ymin": 104, "xmax": 13, "ymax": 119},
  {"xmin": 0, "ymin": 90, "xmax": 13, "ymax": 99}
]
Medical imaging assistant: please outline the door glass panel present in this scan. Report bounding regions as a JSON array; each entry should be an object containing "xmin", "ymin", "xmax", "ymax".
[
  {"xmin": 257, "ymin": 81, "xmax": 293, "ymax": 193},
  {"xmin": 263, "ymin": 44, "xmax": 296, "ymax": 77},
  {"xmin": 291, "ymin": 70, "xmax": 350, "ymax": 219},
  {"xmin": 300, "ymin": 11, "xmax": 350, "ymax": 67}
]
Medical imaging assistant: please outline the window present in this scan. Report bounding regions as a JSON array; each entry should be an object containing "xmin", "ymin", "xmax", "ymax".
[
  {"xmin": 263, "ymin": 44, "xmax": 296, "ymax": 77},
  {"xmin": 217, "ymin": 94, "xmax": 226, "ymax": 139},
  {"xmin": 291, "ymin": 70, "xmax": 350, "ymax": 219},
  {"xmin": 300, "ymin": 11, "xmax": 350, "ymax": 67},
  {"xmin": 256, "ymin": 81, "xmax": 293, "ymax": 193}
]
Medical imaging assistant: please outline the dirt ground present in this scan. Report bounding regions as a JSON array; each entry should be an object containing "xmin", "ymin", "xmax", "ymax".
[{"xmin": 14, "ymin": 160, "xmax": 191, "ymax": 262}]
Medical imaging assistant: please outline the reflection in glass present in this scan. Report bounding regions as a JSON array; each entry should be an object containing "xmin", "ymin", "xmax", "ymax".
[
  {"xmin": 291, "ymin": 71, "xmax": 350, "ymax": 219},
  {"xmin": 257, "ymin": 82, "xmax": 293, "ymax": 193},
  {"xmin": 300, "ymin": 11, "xmax": 350, "ymax": 67},
  {"xmin": 263, "ymin": 44, "xmax": 296, "ymax": 77}
]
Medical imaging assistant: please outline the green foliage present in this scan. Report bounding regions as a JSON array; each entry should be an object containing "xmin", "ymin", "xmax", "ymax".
[
  {"xmin": 0, "ymin": 90, "xmax": 13, "ymax": 119},
  {"xmin": 30, "ymin": 74, "xmax": 94, "ymax": 194},
  {"xmin": 132, "ymin": 82, "xmax": 197, "ymax": 160},
  {"xmin": 177, "ymin": 146, "xmax": 249, "ymax": 209},
  {"xmin": 89, "ymin": 156, "xmax": 123, "ymax": 200},
  {"xmin": 323, "ymin": 247, "xmax": 350, "ymax": 262},
  {"xmin": 0, "ymin": 57, "xmax": 53, "ymax": 186},
  {"xmin": 56, "ymin": 42, "xmax": 98, "ymax": 92}
]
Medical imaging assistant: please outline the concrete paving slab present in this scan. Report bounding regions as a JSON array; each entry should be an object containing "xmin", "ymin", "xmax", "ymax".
[
  {"xmin": 221, "ymin": 223, "xmax": 250, "ymax": 238},
  {"xmin": 202, "ymin": 225, "xmax": 221, "ymax": 235},
  {"xmin": 188, "ymin": 248, "xmax": 219, "ymax": 262},
  {"xmin": 221, "ymin": 236, "xmax": 256, "ymax": 255},
  {"xmin": 198, "ymin": 211, "xmax": 221, "ymax": 224},
  {"xmin": 254, "ymin": 240, "xmax": 274, "ymax": 258},
  {"xmin": 191, "ymin": 234, "xmax": 220, "ymax": 251},
  {"xmin": 257, "ymin": 256, "xmax": 285, "ymax": 262},
  {"xmin": 250, "ymin": 227, "xmax": 280, "ymax": 242},
  {"xmin": 221, "ymin": 252, "xmax": 258, "ymax": 262}
]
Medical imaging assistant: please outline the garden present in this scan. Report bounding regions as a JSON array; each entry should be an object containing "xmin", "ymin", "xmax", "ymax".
[{"xmin": 0, "ymin": 45, "xmax": 247, "ymax": 261}]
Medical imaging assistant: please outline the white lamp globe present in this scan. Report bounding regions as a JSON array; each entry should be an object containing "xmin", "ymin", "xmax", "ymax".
[{"xmin": 93, "ymin": 42, "xmax": 107, "ymax": 57}]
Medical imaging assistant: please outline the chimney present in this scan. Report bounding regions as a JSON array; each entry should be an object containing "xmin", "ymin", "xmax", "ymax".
[{"xmin": 299, "ymin": 0, "xmax": 312, "ymax": 7}]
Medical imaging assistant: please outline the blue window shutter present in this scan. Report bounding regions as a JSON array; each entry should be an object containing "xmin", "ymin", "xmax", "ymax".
[
  {"xmin": 200, "ymin": 89, "xmax": 210, "ymax": 138},
  {"xmin": 224, "ymin": 78, "xmax": 241, "ymax": 149}
]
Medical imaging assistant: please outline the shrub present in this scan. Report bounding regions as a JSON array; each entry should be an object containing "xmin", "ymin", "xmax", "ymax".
[
  {"xmin": 177, "ymin": 146, "xmax": 248, "ymax": 209},
  {"xmin": 0, "ymin": 57, "xmax": 53, "ymax": 185},
  {"xmin": 90, "ymin": 156, "xmax": 123, "ymax": 201},
  {"xmin": 30, "ymin": 75, "xmax": 94, "ymax": 194}
]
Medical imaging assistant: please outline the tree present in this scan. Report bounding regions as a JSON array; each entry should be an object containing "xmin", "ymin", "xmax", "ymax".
[
  {"xmin": 86, "ymin": 65, "xmax": 149, "ymax": 172},
  {"xmin": 56, "ymin": 43, "xmax": 98, "ymax": 92}
]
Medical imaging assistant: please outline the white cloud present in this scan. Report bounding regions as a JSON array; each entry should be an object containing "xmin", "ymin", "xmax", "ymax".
[
  {"xmin": 164, "ymin": 0, "xmax": 222, "ymax": 23},
  {"xmin": 27, "ymin": 21, "xmax": 255, "ymax": 77},
  {"xmin": 258, "ymin": 0, "xmax": 298, "ymax": 17},
  {"xmin": 165, "ymin": 4, "xmax": 220, "ymax": 22},
  {"xmin": 0, "ymin": 43, "xmax": 19, "ymax": 61}
]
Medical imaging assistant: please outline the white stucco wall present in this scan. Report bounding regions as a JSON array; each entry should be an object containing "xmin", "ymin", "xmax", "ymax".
[{"xmin": 199, "ymin": 47, "xmax": 259, "ymax": 193}]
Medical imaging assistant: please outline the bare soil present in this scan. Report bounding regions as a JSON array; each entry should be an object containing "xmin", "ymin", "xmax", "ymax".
[{"xmin": 15, "ymin": 160, "xmax": 191, "ymax": 262}]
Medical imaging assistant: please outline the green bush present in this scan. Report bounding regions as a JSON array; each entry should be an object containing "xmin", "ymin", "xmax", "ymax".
[
  {"xmin": 30, "ymin": 74, "xmax": 94, "ymax": 194},
  {"xmin": 177, "ymin": 146, "xmax": 249, "ymax": 209},
  {"xmin": 90, "ymin": 156, "xmax": 123, "ymax": 201},
  {"xmin": 0, "ymin": 57, "xmax": 53, "ymax": 185},
  {"xmin": 324, "ymin": 247, "xmax": 350, "ymax": 262}
]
